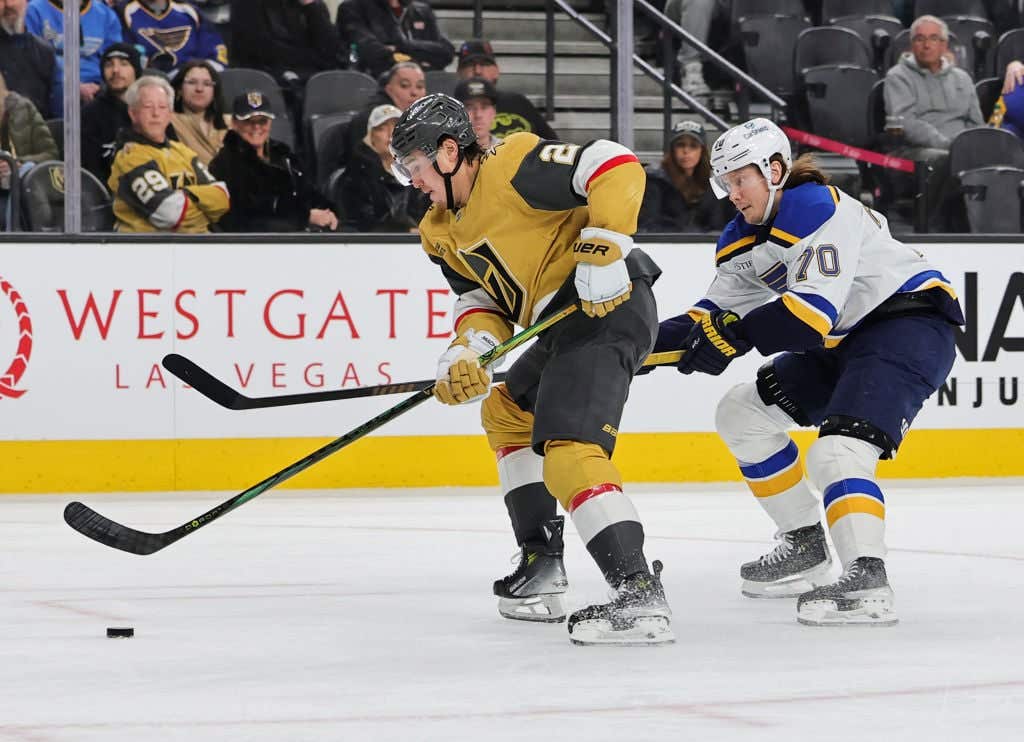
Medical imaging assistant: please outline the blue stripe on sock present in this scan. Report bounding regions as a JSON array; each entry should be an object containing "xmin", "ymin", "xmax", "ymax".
[
  {"xmin": 823, "ymin": 478, "xmax": 885, "ymax": 508},
  {"xmin": 739, "ymin": 440, "xmax": 799, "ymax": 480}
]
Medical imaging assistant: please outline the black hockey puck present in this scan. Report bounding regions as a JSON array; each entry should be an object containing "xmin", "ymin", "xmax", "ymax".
[{"xmin": 106, "ymin": 627, "xmax": 134, "ymax": 638}]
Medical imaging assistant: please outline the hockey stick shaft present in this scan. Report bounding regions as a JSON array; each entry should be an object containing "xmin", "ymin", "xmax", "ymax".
[
  {"xmin": 164, "ymin": 348, "xmax": 684, "ymax": 411},
  {"xmin": 162, "ymin": 352, "xmax": 510, "ymax": 410},
  {"xmin": 63, "ymin": 303, "xmax": 579, "ymax": 555}
]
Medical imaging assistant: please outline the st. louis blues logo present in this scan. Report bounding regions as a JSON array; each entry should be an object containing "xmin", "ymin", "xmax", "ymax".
[{"xmin": 0, "ymin": 276, "xmax": 33, "ymax": 399}]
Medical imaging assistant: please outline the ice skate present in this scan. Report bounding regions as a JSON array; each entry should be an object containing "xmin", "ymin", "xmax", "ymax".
[
  {"xmin": 797, "ymin": 557, "xmax": 898, "ymax": 627},
  {"xmin": 493, "ymin": 517, "xmax": 568, "ymax": 623},
  {"xmin": 567, "ymin": 560, "xmax": 674, "ymax": 646},
  {"xmin": 741, "ymin": 522, "xmax": 834, "ymax": 598}
]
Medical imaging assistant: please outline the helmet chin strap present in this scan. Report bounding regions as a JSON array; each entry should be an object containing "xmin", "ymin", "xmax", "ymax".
[
  {"xmin": 752, "ymin": 172, "xmax": 789, "ymax": 225},
  {"xmin": 434, "ymin": 150, "xmax": 466, "ymax": 211}
]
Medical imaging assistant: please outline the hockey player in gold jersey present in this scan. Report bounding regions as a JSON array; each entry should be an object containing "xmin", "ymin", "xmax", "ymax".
[
  {"xmin": 390, "ymin": 94, "xmax": 672, "ymax": 645},
  {"xmin": 109, "ymin": 76, "xmax": 229, "ymax": 233}
]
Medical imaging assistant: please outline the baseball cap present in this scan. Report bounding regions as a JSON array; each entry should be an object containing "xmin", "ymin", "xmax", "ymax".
[
  {"xmin": 367, "ymin": 103, "xmax": 403, "ymax": 131},
  {"xmin": 101, "ymin": 42, "xmax": 142, "ymax": 77},
  {"xmin": 457, "ymin": 39, "xmax": 497, "ymax": 68},
  {"xmin": 232, "ymin": 90, "xmax": 276, "ymax": 120},
  {"xmin": 669, "ymin": 120, "xmax": 706, "ymax": 145},
  {"xmin": 453, "ymin": 77, "xmax": 498, "ymax": 105}
]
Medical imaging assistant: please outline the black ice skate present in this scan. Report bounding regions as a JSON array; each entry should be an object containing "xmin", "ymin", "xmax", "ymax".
[
  {"xmin": 741, "ymin": 522, "xmax": 834, "ymax": 598},
  {"xmin": 797, "ymin": 556, "xmax": 897, "ymax": 627},
  {"xmin": 493, "ymin": 516, "xmax": 569, "ymax": 623},
  {"xmin": 567, "ymin": 560, "xmax": 674, "ymax": 646}
]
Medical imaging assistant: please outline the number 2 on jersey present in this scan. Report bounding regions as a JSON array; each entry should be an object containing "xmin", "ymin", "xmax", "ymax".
[{"xmin": 795, "ymin": 244, "xmax": 840, "ymax": 281}]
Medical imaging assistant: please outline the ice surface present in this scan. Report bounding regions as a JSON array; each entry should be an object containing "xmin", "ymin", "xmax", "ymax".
[{"xmin": 2, "ymin": 481, "xmax": 1022, "ymax": 741}]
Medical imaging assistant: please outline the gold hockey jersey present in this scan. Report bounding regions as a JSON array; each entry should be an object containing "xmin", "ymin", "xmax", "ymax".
[
  {"xmin": 419, "ymin": 132, "xmax": 648, "ymax": 341},
  {"xmin": 109, "ymin": 131, "xmax": 230, "ymax": 233}
]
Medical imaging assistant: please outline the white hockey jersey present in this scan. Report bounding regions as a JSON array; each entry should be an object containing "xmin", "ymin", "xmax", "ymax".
[{"xmin": 690, "ymin": 182, "xmax": 963, "ymax": 353}]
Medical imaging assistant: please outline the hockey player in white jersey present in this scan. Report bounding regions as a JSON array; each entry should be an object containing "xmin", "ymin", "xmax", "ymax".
[{"xmin": 652, "ymin": 119, "xmax": 964, "ymax": 626}]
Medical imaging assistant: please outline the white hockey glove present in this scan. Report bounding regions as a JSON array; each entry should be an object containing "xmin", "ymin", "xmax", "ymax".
[
  {"xmin": 434, "ymin": 329, "xmax": 501, "ymax": 405},
  {"xmin": 572, "ymin": 227, "xmax": 633, "ymax": 318}
]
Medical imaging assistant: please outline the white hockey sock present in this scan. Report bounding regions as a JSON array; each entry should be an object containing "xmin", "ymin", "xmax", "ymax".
[
  {"xmin": 806, "ymin": 435, "xmax": 887, "ymax": 567},
  {"xmin": 716, "ymin": 383, "xmax": 820, "ymax": 532}
]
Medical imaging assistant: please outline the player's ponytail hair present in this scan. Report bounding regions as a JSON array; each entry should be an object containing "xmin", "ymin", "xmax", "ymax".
[{"xmin": 775, "ymin": 153, "xmax": 830, "ymax": 189}]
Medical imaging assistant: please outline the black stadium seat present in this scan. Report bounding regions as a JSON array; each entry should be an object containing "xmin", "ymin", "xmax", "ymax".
[
  {"xmin": 822, "ymin": 0, "xmax": 896, "ymax": 24},
  {"xmin": 738, "ymin": 14, "xmax": 811, "ymax": 98},
  {"xmin": 20, "ymin": 161, "xmax": 112, "ymax": 232},
  {"xmin": 804, "ymin": 65, "xmax": 880, "ymax": 147},
  {"xmin": 958, "ymin": 166, "xmax": 1024, "ymax": 232},
  {"xmin": 995, "ymin": 28, "xmax": 1024, "ymax": 80},
  {"xmin": 949, "ymin": 126, "xmax": 1024, "ymax": 174}
]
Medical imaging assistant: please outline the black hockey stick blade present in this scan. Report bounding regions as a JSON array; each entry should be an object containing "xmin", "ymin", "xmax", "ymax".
[
  {"xmin": 162, "ymin": 353, "xmax": 509, "ymax": 411},
  {"xmin": 65, "ymin": 304, "xmax": 579, "ymax": 555}
]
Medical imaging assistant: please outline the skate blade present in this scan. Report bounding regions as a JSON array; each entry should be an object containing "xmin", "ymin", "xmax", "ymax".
[
  {"xmin": 498, "ymin": 594, "xmax": 566, "ymax": 623},
  {"xmin": 741, "ymin": 561, "xmax": 835, "ymax": 599},
  {"xmin": 569, "ymin": 617, "xmax": 675, "ymax": 646},
  {"xmin": 797, "ymin": 598, "xmax": 898, "ymax": 627}
]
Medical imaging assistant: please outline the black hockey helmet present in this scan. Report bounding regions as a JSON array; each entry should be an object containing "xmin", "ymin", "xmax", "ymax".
[{"xmin": 390, "ymin": 93, "xmax": 476, "ymax": 162}]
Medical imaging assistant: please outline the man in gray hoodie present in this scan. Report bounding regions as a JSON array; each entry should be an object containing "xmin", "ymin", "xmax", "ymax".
[{"xmin": 884, "ymin": 14, "xmax": 983, "ymax": 230}]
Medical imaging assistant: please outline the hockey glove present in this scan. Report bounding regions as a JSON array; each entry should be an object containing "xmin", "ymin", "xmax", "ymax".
[
  {"xmin": 434, "ymin": 329, "xmax": 500, "ymax": 405},
  {"xmin": 573, "ymin": 227, "xmax": 633, "ymax": 318},
  {"xmin": 676, "ymin": 310, "xmax": 752, "ymax": 376}
]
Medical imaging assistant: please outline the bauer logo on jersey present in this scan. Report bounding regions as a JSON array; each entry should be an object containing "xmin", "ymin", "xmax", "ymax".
[{"xmin": 0, "ymin": 276, "xmax": 34, "ymax": 400}]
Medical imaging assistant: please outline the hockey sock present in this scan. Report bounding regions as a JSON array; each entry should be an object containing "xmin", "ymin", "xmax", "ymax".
[
  {"xmin": 497, "ymin": 445, "xmax": 557, "ymax": 545},
  {"xmin": 544, "ymin": 440, "xmax": 646, "ymax": 586},
  {"xmin": 716, "ymin": 382, "xmax": 820, "ymax": 532},
  {"xmin": 807, "ymin": 435, "xmax": 887, "ymax": 566}
]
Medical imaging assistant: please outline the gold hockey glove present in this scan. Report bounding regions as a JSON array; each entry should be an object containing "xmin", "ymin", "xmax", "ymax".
[
  {"xmin": 572, "ymin": 227, "xmax": 633, "ymax": 318},
  {"xmin": 434, "ymin": 329, "xmax": 500, "ymax": 405}
]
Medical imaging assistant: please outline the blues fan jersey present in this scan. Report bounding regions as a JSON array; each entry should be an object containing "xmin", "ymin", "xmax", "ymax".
[
  {"xmin": 121, "ymin": 1, "xmax": 228, "ymax": 71},
  {"xmin": 688, "ymin": 182, "xmax": 964, "ymax": 354},
  {"xmin": 419, "ymin": 132, "xmax": 654, "ymax": 340},
  {"xmin": 26, "ymin": 0, "xmax": 123, "ymax": 113}
]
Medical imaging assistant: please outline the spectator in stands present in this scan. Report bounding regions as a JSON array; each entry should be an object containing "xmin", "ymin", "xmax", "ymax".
[
  {"xmin": 170, "ymin": 59, "xmax": 228, "ymax": 166},
  {"xmin": 26, "ymin": 0, "xmax": 123, "ymax": 115},
  {"xmin": 0, "ymin": 69, "xmax": 58, "ymax": 228},
  {"xmin": 338, "ymin": 102, "xmax": 427, "ymax": 232},
  {"xmin": 82, "ymin": 42, "xmax": 140, "ymax": 184},
  {"xmin": 453, "ymin": 77, "xmax": 501, "ymax": 149},
  {"xmin": 229, "ymin": 0, "xmax": 343, "ymax": 85},
  {"xmin": 339, "ymin": 60, "xmax": 424, "ymax": 168},
  {"xmin": 210, "ymin": 90, "xmax": 338, "ymax": 232},
  {"xmin": 638, "ymin": 120, "xmax": 729, "ymax": 233},
  {"xmin": 119, "ymin": 0, "xmax": 228, "ymax": 77},
  {"xmin": 337, "ymin": 0, "xmax": 453, "ymax": 79},
  {"xmin": 455, "ymin": 39, "xmax": 557, "ymax": 140},
  {"xmin": 884, "ymin": 14, "xmax": 982, "ymax": 230},
  {"xmin": 989, "ymin": 60, "xmax": 1024, "ymax": 138},
  {"xmin": 663, "ymin": 0, "xmax": 725, "ymax": 98},
  {"xmin": 109, "ymin": 75, "xmax": 228, "ymax": 232},
  {"xmin": 0, "ymin": 0, "xmax": 57, "ymax": 118}
]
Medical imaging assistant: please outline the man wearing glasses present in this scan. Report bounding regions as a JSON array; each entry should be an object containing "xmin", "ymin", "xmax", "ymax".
[{"xmin": 883, "ymin": 14, "xmax": 983, "ymax": 230}]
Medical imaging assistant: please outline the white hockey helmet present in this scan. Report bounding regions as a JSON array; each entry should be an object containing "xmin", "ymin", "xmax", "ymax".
[{"xmin": 709, "ymin": 118, "xmax": 792, "ymax": 223}]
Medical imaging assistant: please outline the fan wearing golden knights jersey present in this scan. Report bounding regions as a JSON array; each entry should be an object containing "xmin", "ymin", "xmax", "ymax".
[
  {"xmin": 652, "ymin": 119, "xmax": 964, "ymax": 626},
  {"xmin": 389, "ymin": 93, "xmax": 672, "ymax": 645}
]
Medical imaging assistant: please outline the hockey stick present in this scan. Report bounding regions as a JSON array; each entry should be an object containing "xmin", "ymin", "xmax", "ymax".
[
  {"xmin": 162, "ymin": 353, "xmax": 510, "ymax": 410},
  {"xmin": 162, "ymin": 349, "xmax": 685, "ymax": 411},
  {"xmin": 63, "ymin": 303, "xmax": 579, "ymax": 556}
]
